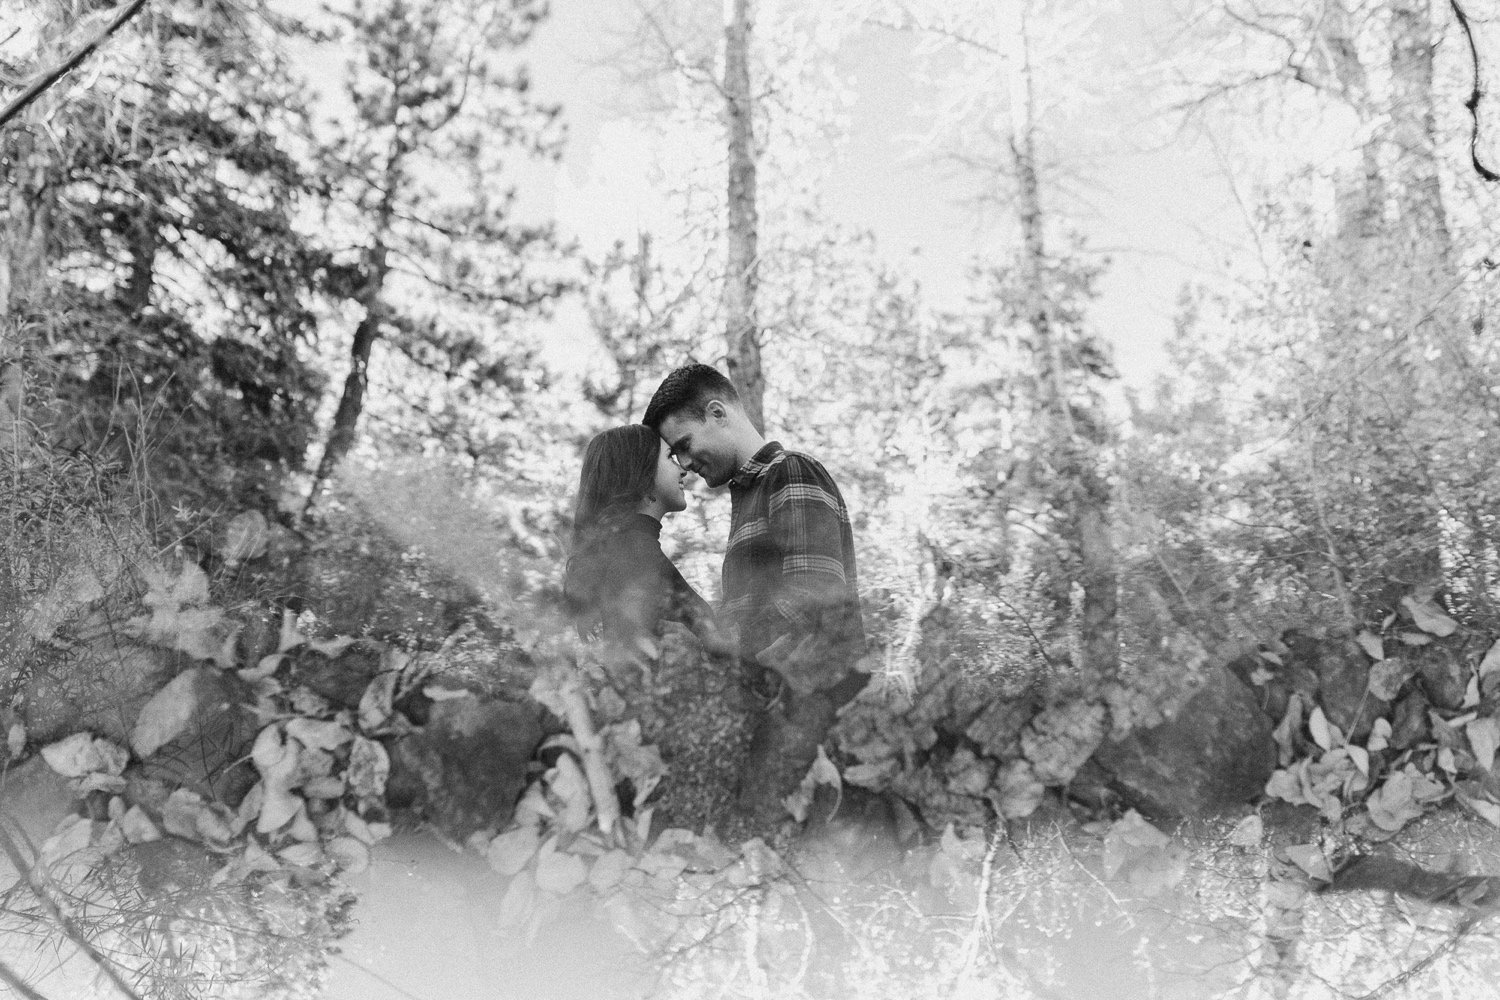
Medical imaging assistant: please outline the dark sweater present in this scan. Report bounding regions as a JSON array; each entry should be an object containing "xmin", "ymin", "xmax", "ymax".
[{"xmin": 564, "ymin": 513, "xmax": 715, "ymax": 644}]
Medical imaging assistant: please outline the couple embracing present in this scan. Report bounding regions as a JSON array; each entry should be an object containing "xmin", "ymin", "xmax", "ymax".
[{"xmin": 564, "ymin": 364, "xmax": 869, "ymax": 833}]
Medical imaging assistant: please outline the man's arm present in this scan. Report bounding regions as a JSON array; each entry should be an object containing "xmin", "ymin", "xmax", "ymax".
[{"xmin": 749, "ymin": 455, "xmax": 862, "ymax": 690}]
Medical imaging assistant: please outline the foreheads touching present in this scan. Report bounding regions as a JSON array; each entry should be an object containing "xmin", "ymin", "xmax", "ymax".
[{"xmin": 641, "ymin": 363, "xmax": 741, "ymax": 433}]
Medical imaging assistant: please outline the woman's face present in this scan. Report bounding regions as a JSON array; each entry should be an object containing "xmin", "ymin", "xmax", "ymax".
[{"xmin": 652, "ymin": 438, "xmax": 688, "ymax": 513}]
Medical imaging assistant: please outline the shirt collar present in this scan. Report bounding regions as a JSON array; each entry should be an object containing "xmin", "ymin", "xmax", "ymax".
[{"xmin": 730, "ymin": 441, "xmax": 783, "ymax": 489}]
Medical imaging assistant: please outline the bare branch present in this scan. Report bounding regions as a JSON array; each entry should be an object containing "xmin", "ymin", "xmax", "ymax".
[{"xmin": 0, "ymin": 0, "xmax": 151, "ymax": 131}]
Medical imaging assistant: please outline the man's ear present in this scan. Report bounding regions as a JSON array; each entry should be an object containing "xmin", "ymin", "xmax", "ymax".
[{"xmin": 705, "ymin": 400, "xmax": 727, "ymax": 422}]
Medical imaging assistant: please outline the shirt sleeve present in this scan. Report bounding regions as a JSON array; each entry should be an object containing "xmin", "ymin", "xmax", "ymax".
[{"xmin": 753, "ymin": 455, "xmax": 856, "ymax": 644}]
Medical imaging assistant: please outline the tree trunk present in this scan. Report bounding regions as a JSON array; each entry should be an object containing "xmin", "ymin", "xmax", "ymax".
[
  {"xmin": 304, "ymin": 247, "xmax": 388, "ymax": 514},
  {"xmin": 1005, "ymin": 7, "xmax": 1119, "ymax": 687},
  {"xmin": 722, "ymin": 0, "xmax": 764, "ymax": 433}
]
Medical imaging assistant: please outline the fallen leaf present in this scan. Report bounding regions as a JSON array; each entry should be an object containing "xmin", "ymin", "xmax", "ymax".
[
  {"xmin": 548, "ymin": 753, "xmax": 593, "ymax": 833},
  {"xmin": 285, "ymin": 718, "xmax": 353, "ymax": 752},
  {"xmin": 1368, "ymin": 658, "xmax": 1416, "ymax": 701},
  {"xmin": 1458, "ymin": 791, "xmax": 1500, "ymax": 828},
  {"xmin": 1356, "ymin": 631, "xmax": 1384, "ymax": 661},
  {"xmin": 1284, "ymin": 844, "xmax": 1331, "ymax": 882},
  {"xmin": 588, "ymin": 849, "xmax": 633, "ymax": 892},
  {"xmin": 1347, "ymin": 745, "xmax": 1370, "ymax": 776},
  {"xmin": 1273, "ymin": 695, "xmax": 1303, "ymax": 767},
  {"xmin": 222, "ymin": 511, "xmax": 269, "ymax": 565},
  {"xmin": 1399, "ymin": 632, "xmax": 1432, "ymax": 647},
  {"xmin": 239, "ymin": 653, "xmax": 284, "ymax": 682},
  {"xmin": 346, "ymin": 736, "xmax": 390, "ymax": 802},
  {"xmin": 132, "ymin": 669, "xmax": 204, "ymax": 759},
  {"xmin": 1309, "ymin": 706, "xmax": 1334, "ymax": 751},
  {"xmin": 1464, "ymin": 673, "xmax": 1482, "ymax": 709},
  {"xmin": 41, "ymin": 733, "xmax": 128, "ymax": 778},
  {"xmin": 1259, "ymin": 650, "xmax": 1284, "ymax": 666},
  {"xmin": 1367, "ymin": 718, "xmax": 1392, "ymax": 753},
  {"xmin": 278, "ymin": 842, "xmax": 324, "ymax": 867},
  {"xmin": 534, "ymin": 838, "xmax": 589, "ymax": 894},
  {"xmin": 1481, "ymin": 638, "xmax": 1500, "ymax": 678},
  {"xmin": 1402, "ymin": 595, "xmax": 1459, "ymax": 637},
  {"xmin": 843, "ymin": 759, "xmax": 897, "ymax": 788},
  {"xmin": 1228, "ymin": 814, "xmax": 1263, "ymax": 848},
  {"xmin": 487, "ymin": 826, "xmax": 542, "ymax": 877},
  {"xmin": 1468, "ymin": 718, "xmax": 1500, "ymax": 772},
  {"xmin": 7, "ymin": 722, "xmax": 25, "ymax": 758},
  {"xmin": 325, "ymin": 837, "xmax": 370, "ymax": 874},
  {"xmin": 40, "ymin": 815, "xmax": 96, "ymax": 867},
  {"xmin": 358, "ymin": 672, "xmax": 399, "ymax": 734}
]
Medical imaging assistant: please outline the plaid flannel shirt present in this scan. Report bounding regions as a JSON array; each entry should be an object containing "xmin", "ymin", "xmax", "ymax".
[{"xmin": 723, "ymin": 442, "xmax": 865, "ymax": 671}]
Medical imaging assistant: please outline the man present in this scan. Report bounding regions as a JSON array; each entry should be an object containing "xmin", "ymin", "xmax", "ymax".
[{"xmin": 642, "ymin": 364, "xmax": 868, "ymax": 825}]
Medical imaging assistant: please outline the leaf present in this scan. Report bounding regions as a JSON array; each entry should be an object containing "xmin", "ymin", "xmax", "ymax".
[
  {"xmin": 239, "ymin": 653, "xmax": 284, "ymax": 682},
  {"xmin": 1458, "ymin": 791, "xmax": 1500, "ymax": 828},
  {"xmin": 346, "ymin": 736, "xmax": 390, "ymax": 801},
  {"xmin": 843, "ymin": 759, "xmax": 897, "ymax": 788},
  {"xmin": 1398, "ymin": 632, "xmax": 1432, "ymax": 647},
  {"xmin": 222, "ymin": 511, "xmax": 269, "ymax": 565},
  {"xmin": 534, "ymin": 838, "xmax": 589, "ymax": 894},
  {"xmin": 1367, "ymin": 718, "xmax": 1392, "ymax": 753},
  {"xmin": 498, "ymin": 869, "xmax": 537, "ymax": 930},
  {"xmin": 278, "ymin": 842, "xmax": 325, "ymax": 867},
  {"xmin": 548, "ymin": 753, "xmax": 593, "ymax": 833},
  {"xmin": 1470, "ymin": 717, "xmax": 1500, "ymax": 772},
  {"xmin": 285, "ymin": 718, "xmax": 353, "ymax": 752},
  {"xmin": 488, "ymin": 826, "xmax": 542, "ymax": 877},
  {"xmin": 1481, "ymin": 638, "xmax": 1500, "ymax": 678},
  {"xmin": 1228, "ymin": 815, "xmax": 1263, "ymax": 847},
  {"xmin": 358, "ymin": 672, "xmax": 399, "ymax": 734},
  {"xmin": 1259, "ymin": 650, "xmax": 1284, "ymax": 666},
  {"xmin": 1367, "ymin": 770, "xmax": 1429, "ymax": 832},
  {"xmin": 1265, "ymin": 768, "xmax": 1304, "ymax": 805},
  {"xmin": 1103, "ymin": 811, "xmax": 1187, "ymax": 895},
  {"xmin": 993, "ymin": 759, "xmax": 1045, "ymax": 820},
  {"xmin": 1249, "ymin": 666, "xmax": 1275, "ymax": 686},
  {"xmin": 41, "ymin": 733, "xmax": 128, "ymax": 778},
  {"xmin": 325, "ymin": 837, "xmax": 370, "ymax": 874},
  {"xmin": 41, "ymin": 815, "xmax": 96, "ymax": 867},
  {"xmin": 7, "ymin": 722, "xmax": 25, "ymax": 758},
  {"xmin": 588, "ymin": 849, "xmax": 633, "ymax": 892},
  {"xmin": 119, "ymin": 806, "xmax": 160, "ymax": 844},
  {"xmin": 1284, "ymin": 844, "xmax": 1331, "ymax": 882},
  {"xmin": 1273, "ymin": 695, "xmax": 1302, "ymax": 766},
  {"xmin": 132, "ymin": 668, "xmax": 204, "ymax": 759},
  {"xmin": 1439, "ymin": 747, "xmax": 1457, "ymax": 774},
  {"xmin": 1402, "ymin": 596, "xmax": 1459, "ymax": 637},
  {"xmin": 1347, "ymin": 745, "xmax": 1370, "ymax": 776},
  {"xmin": 783, "ymin": 746, "xmax": 841, "ymax": 823},
  {"xmin": 1356, "ymin": 631, "xmax": 1384, "ymax": 661},
  {"xmin": 1464, "ymin": 673, "xmax": 1482, "ymax": 709},
  {"xmin": 1309, "ymin": 706, "xmax": 1334, "ymax": 751},
  {"xmin": 1368, "ymin": 658, "xmax": 1415, "ymax": 701}
]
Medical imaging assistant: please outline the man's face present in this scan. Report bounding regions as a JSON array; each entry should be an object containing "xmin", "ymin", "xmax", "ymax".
[{"xmin": 658, "ymin": 404, "xmax": 739, "ymax": 488}]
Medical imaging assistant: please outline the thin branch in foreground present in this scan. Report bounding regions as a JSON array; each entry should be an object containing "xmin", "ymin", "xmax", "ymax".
[
  {"xmin": 0, "ymin": 0, "xmax": 151, "ymax": 131},
  {"xmin": 0, "ymin": 954, "xmax": 53, "ymax": 1000},
  {"xmin": 1450, "ymin": 0, "xmax": 1500, "ymax": 181}
]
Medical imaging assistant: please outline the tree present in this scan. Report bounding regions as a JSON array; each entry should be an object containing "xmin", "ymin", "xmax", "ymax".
[
  {"xmin": 303, "ymin": 0, "xmax": 567, "ymax": 512},
  {"xmin": 2, "ymin": 0, "xmax": 332, "ymax": 517},
  {"xmin": 722, "ymin": 0, "xmax": 764, "ymax": 431}
]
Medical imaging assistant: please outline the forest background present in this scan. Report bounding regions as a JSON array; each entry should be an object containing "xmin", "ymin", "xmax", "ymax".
[{"xmin": 9, "ymin": 0, "xmax": 1500, "ymax": 994}]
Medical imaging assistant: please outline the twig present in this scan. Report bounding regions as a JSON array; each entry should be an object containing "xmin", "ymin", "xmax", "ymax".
[
  {"xmin": 0, "ymin": 0, "xmax": 151, "ymax": 131},
  {"xmin": 0, "ymin": 955, "xmax": 53, "ymax": 1000},
  {"xmin": 1450, "ymin": 0, "xmax": 1500, "ymax": 182},
  {"xmin": 0, "ymin": 816, "xmax": 145, "ymax": 1000}
]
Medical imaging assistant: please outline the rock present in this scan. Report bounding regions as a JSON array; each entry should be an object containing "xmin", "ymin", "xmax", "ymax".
[
  {"xmin": 23, "ymin": 642, "xmax": 171, "ymax": 746},
  {"xmin": 1391, "ymin": 689, "xmax": 1432, "ymax": 750},
  {"xmin": 1095, "ymin": 662, "xmax": 1277, "ymax": 818},
  {"xmin": 0, "ymin": 755, "xmax": 82, "ymax": 850},
  {"xmin": 1311, "ymin": 635, "xmax": 1388, "ymax": 742},
  {"xmin": 1414, "ymin": 644, "xmax": 1469, "ymax": 711},
  {"xmin": 964, "ymin": 694, "xmax": 1040, "ymax": 759},
  {"xmin": 384, "ymin": 697, "xmax": 541, "ymax": 839},
  {"xmin": 135, "ymin": 669, "xmax": 259, "ymax": 807},
  {"xmin": 285, "ymin": 641, "xmax": 385, "ymax": 709}
]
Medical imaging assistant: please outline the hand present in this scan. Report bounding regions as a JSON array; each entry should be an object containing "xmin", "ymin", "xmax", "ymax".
[{"xmin": 756, "ymin": 633, "xmax": 847, "ymax": 696}]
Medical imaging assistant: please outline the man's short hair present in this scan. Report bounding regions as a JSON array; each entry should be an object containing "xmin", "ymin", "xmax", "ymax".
[{"xmin": 642, "ymin": 364, "xmax": 739, "ymax": 430}]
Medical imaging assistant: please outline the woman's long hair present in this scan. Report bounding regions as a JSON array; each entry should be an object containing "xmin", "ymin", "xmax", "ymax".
[{"xmin": 570, "ymin": 424, "xmax": 661, "ymax": 549}]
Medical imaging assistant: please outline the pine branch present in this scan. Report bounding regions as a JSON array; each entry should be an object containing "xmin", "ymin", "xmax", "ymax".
[{"xmin": 0, "ymin": 0, "xmax": 151, "ymax": 131}]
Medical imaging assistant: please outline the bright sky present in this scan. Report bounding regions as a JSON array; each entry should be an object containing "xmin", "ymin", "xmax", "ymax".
[{"xmin": 481, "ymin": 2, "xmax": 1256, "ymax": 390}]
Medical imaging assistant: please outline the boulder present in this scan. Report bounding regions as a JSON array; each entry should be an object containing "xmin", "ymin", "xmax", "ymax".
[
  {"xmin": 1414, "ymin": 644, "xmax": 1469, "ymax": 711},
  {"xmin": 385, "ymin": 696, "xmax": 541, "ymax": 839},
  {"xmin": 135, "ymin": 669, "xmax": 259, "ymax": 807},
  {"xmin": 1095, "ymin": 662, "xmax": 1277, "ymax": 818},
  {"xmin": 0, "ymin": 755, "xmax": 82, "ymax": 850},
  {"xmin": 1309, "ymin": 635, "xmax": 1387, "ymax": 742},
  {"xmin": 285, "ymin": 641, "xmax": 385, "ymax": 710}
]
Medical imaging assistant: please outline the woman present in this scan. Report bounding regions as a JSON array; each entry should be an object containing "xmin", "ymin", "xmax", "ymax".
[
  {"xmin": 564, "ymin": 424, "xmax": 715, "ymax": 647},
  {"xmin": 564, "ymin": 425, "xmax": 751, "ymax": 838}
]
